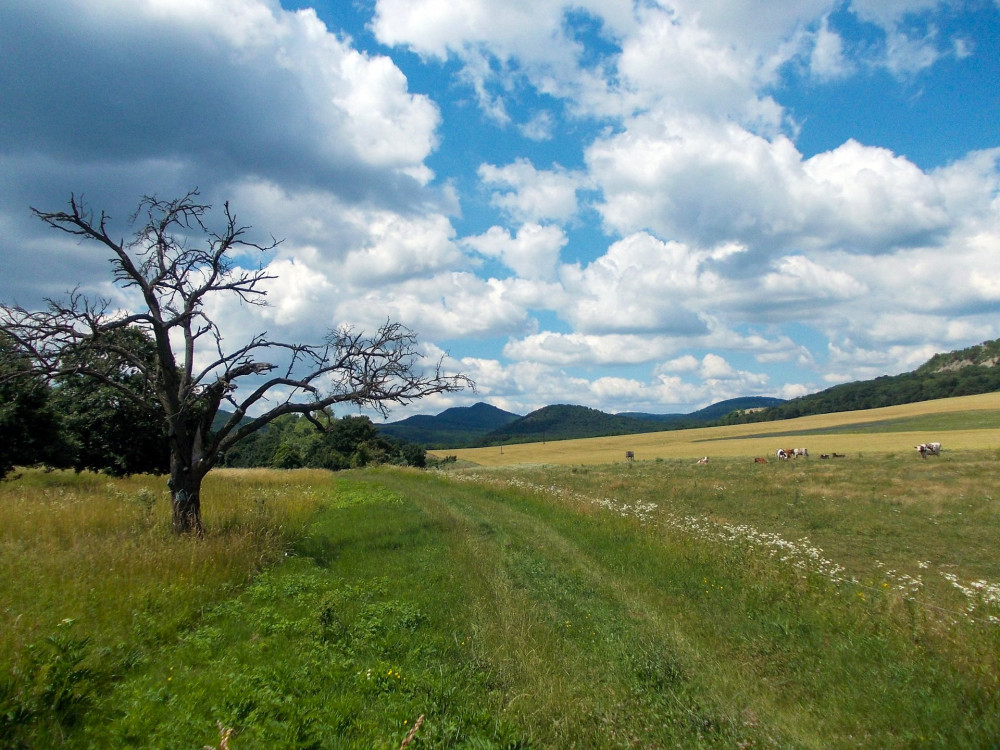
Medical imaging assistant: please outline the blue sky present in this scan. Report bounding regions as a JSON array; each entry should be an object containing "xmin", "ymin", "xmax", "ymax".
[{"xmin": 2, "ymin": 0, "xmax": 999, "ymax": 420}]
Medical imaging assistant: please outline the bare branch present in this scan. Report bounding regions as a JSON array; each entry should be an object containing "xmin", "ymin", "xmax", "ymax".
[{"xmin": 208, "ymin": 321, "xmax": 472, "ymax": 458}]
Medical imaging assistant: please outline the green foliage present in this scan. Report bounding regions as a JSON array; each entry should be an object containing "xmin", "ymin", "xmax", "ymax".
[
  {"xmin": 222, "ymin": 413, "xmax": 426, "ymax": 472},
  {"xmin": 477, "ymin": 403, "xmax": 653, "ymax": 447},
  {"xmin": 49, "ymin": 327, "xmax": 169, "ymax": 476},
  {"xmin": 0, "ymin": 468, "xmax": 328, "ymax": 748},
  {"xmin": 0, "ymin": 619, "xmax": 96, "ymax": 740},
  {"xmin": 916, "ymin": 337, "xmax": 1000, "ymax": 373},
  {"xmin": 0, "ymin": 328, "xmax": 169, "ymax": 478},
  {"xmin": 0, "ymin": 334, "xmax": 66, "ymax": 478},
  {"xmin": 270, "ymin": 443, "xmax": 303, "ymax": 469},
  {"xmin": 378, "ymin": 402, "xmax": 522, "ymax": 448},
  {"xmin": 400, "ymin": 442, "xmax": 426, "ymax": 468}
]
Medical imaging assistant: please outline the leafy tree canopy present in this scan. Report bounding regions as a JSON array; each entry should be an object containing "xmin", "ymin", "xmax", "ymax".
[
  {"xmin": 0, "ymin": 334, "xmax": 65, "ymax": 478},
  {"xmin": 49, "ymin": 325, "xmax": 170, "ymax": 476}
]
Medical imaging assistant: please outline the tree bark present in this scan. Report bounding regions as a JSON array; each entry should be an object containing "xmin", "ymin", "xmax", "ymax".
[{"xmin": 168, "ymin": 457, "xmax": 203, "ymax": 535}]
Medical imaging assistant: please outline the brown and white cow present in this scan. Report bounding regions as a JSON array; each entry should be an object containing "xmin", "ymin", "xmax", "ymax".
[
  {"xmin": 915, "ymin": 442, "xmax": 941, "ymax": 458},
  {"xmin": 696, "ymin": 456, "xmax": 709, "ymax": 464},
  {"xmin": 776, "ymin": 449, "xmax": 790, "ymax": 460}
]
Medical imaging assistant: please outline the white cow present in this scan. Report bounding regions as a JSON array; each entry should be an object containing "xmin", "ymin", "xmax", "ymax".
[
  {"xmin": 776, "ymin": 449, "xmax": 789, "ymax": 460},
  {"xmin": 915, "ymin": 442, "xmax": 941, "ymax": 458},
  {"xmin": 792, "ymin": 448, "xmax": 809, "ymax": 458}
]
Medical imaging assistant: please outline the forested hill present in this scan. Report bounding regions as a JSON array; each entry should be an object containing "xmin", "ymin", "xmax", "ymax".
[
  {"xmin": 474, "ymin": 397, "xmax": 785, "ymax": 446},
  {"xmin": 719, "ymin": 338, "xmax": 1000, "ymax": 425},
  {"xmin": 916, "ymin": 338, "xmax": 1000, "ymax": 373},
  {"xmin": 377, "ymin": 402, "xmax": 521, "ymax": 447},
  {"xmin": 477, "ymin": 404, "xmax": 647, "ymax": 445}
]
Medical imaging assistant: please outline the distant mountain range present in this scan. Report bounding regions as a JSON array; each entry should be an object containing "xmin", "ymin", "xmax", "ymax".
[
  {"xmin": 374, "ymin": 401, "xmax": 522, "ymax": 447},
  {"xmin": 379, "ymin": 337, "xmax": 1000, "ymax": 449},
  {"xmin": 377, "ymin": 396, "xmax": 784, "ymax": 449}
]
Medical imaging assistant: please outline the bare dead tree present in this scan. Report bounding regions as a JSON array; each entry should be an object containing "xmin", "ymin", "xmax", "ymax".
[{"xmin": 1, "ymin": 191, "xmax": 471, "ymax": 533}]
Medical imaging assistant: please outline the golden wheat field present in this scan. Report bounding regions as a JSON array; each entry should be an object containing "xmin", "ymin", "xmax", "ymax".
[{"xmin": 433, "ymin": 392, "xmax": 1000, "ymax": 467}]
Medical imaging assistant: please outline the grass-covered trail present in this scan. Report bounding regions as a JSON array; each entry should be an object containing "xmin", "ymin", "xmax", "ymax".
[{"xmin": 69, "ymin": 469, "xmax": 768, "ymax": 748}]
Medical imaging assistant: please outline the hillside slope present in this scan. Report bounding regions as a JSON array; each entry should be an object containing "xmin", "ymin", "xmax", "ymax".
[
  {"xmin": 477, "ymin": 404, "xmax": 650, "ymax": 445},
  {"xmin": 726, "ymin": 338, "xmax": 1000, "ymax": 425},
  {"xmin": 916, "ymin": 338, "xmax": 1000, "ymax": 373},
  {"xmin": 621, "ymin": 397, "xmax": 785, "ymax": 425},
  {"xmin": 377, "ymin": 401, "xmax": 521, "ymax": 447}
]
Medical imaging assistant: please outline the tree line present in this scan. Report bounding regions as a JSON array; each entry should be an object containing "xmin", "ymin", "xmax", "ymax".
[
  {"xmin": 1, "ymin": 329, "xmax": 430, "ymax": 480},
  {"xmin": 220, "ymin": 412, "xmax": 427, "ymax": 470},
  {"xmin": 714, "ymin": 361, "xmax": 1000, "ymax": 426}
]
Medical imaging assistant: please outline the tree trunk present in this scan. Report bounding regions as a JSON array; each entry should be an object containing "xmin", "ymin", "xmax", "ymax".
[{"xmin": 168, "ymin": 458, "xmax": 203, "ymax": 535}]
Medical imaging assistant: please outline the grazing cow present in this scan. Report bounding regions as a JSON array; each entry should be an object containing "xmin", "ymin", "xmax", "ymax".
[
  {"xmin": 776, "ymin": 449, "xmax": 789, "ymax": 460},
  {"xmin": 754, "ymin": 457, "xmax": 768, "ymax": 464},
  {"xmin": 625, "ymin": 450, "xmax": 635, "ymax": 462},
  {"xmin": 915, "ymin": 442, "xmax": 941, "ymax": 458},
  {"xmin": 696, "ymin": 456, "xmax": 709, "ymax": 464},
  {"xmin": 792, "ymin": 448, "xmax": 809, "ymax": 458},
  {"xmin": 832, "ymin": 452, "xmax": 846, "ymax": 458}
]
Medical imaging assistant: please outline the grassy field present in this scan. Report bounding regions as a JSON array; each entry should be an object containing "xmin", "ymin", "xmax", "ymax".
[
  {"xmin": 2, "ymin": 394, "xmax": 999, "ymax": 747},
  {"xmin": 432, "ymin": 392, "xmax": 1000, "ymax": 466}
]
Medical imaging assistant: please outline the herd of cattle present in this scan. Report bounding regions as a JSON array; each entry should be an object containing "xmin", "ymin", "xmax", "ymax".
[
  {"xmin": 755, "ymin": 448, "xmax": 837, "ymax": 463},
  {"xmin": 626, "ymin": 442, "xmax": 943, "ymax": 464}
]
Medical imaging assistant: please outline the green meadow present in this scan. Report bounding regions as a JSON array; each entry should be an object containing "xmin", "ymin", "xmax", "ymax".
[{"xmin": 2, "ymin": 396, "xmax": 1000, "ymax": 748}]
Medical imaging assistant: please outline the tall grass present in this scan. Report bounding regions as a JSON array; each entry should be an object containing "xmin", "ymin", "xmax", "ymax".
[
  {"xmin": 480, "ymin": 451, "xmax": 1000, "ymax": 617},
  {"xmin": 0, "ymin": 468, "xmax": 330, "ymax": 746}
]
